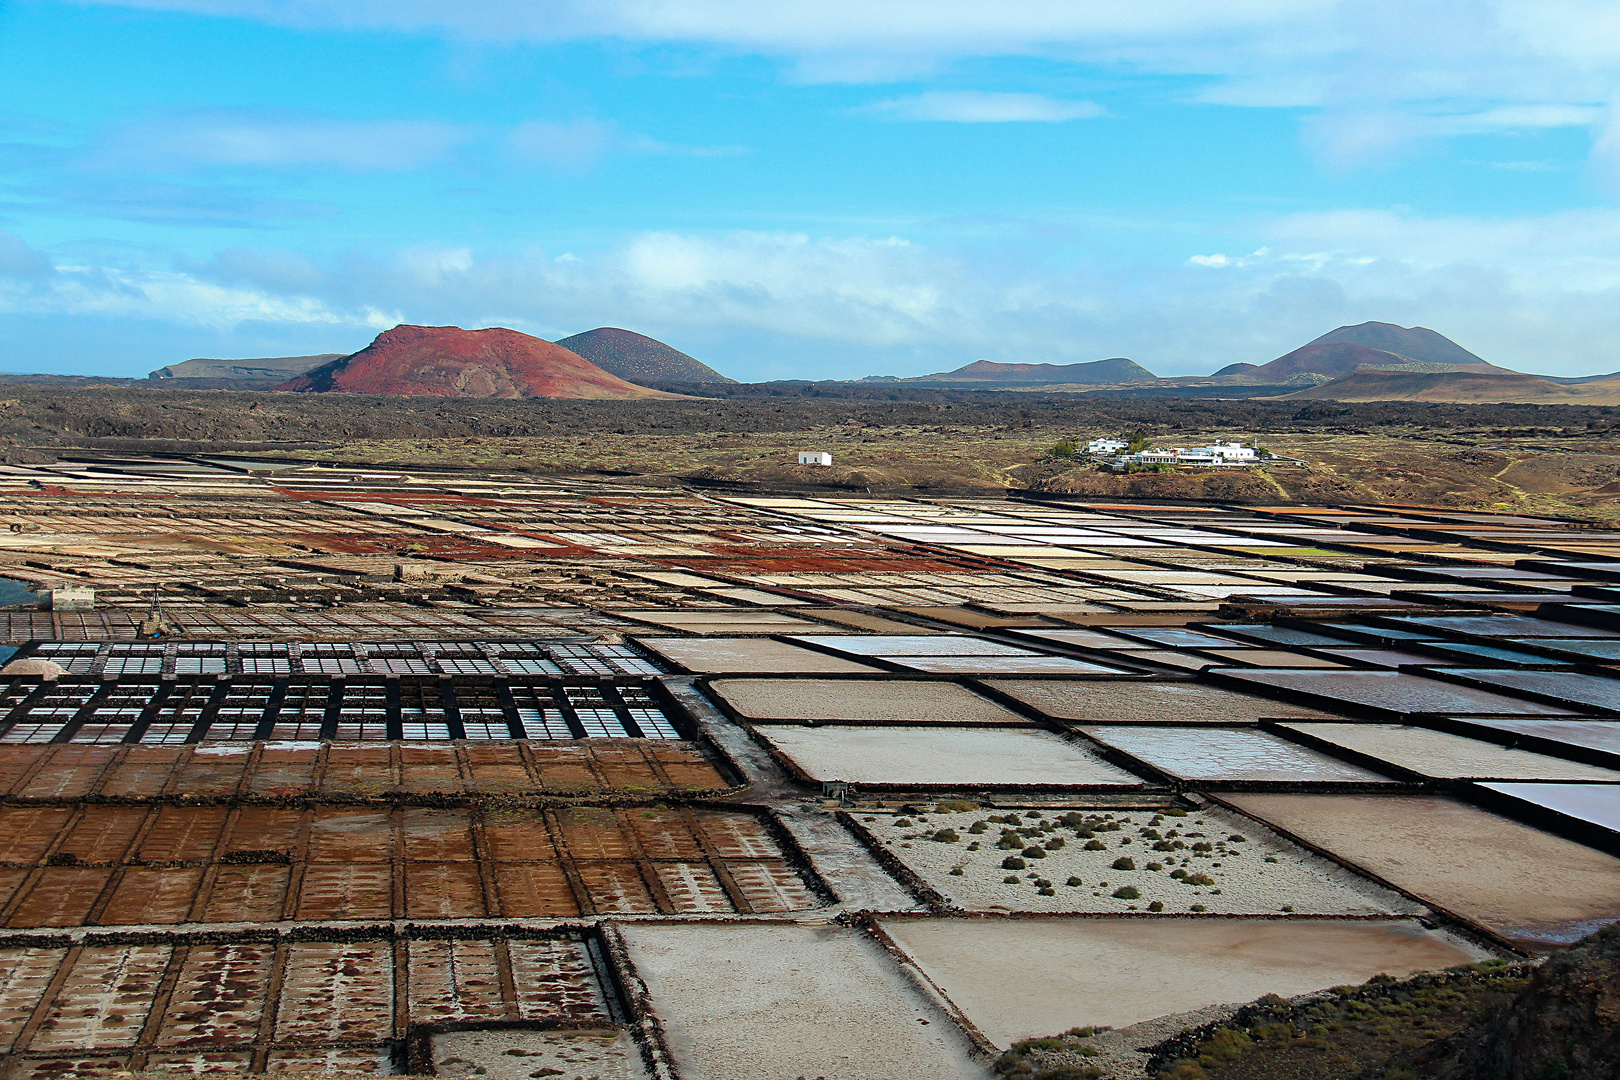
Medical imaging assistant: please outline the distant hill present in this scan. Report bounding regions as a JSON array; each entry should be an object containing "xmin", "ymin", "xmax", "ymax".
[
  {"xmin": 277, "ymin": 325, "xmax": 685, "ymax": 399},
  {"xmin": 149, "ymin": 355, "xmax": 340, "ymax": 382},
  {"xmin": 1216, "ymin": 323, "xmax": 1497, "ymax": 382},
  {"xmin": 1281, "ymin": 367, "xmax": 1620, "ymax": 405},
  {"xmin": 901, "ymin": 357, "xmax": 1157, "ymax": 386},
  {"xmin": 554, "ymin": 327, "xmax": 733, "ymax": 385}
]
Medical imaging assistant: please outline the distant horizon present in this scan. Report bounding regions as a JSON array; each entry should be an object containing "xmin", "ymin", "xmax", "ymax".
[
  {"xmin": 4, "ymin": 317, "xmax": 1617, "ymax": 386},
  {"xmin": 2, "ymin": 3, "xmax": 1619, "ymax": 381}
]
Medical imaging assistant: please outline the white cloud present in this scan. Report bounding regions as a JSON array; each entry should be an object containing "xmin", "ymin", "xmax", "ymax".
[
  {"xmin": 10, "ymin": 210, "xmax": 1620, "ymax": 379},
  {"xmin": 91, "ymin": 111, "xmax": 468, "ymax": 172},
  {"xmin": 865, "ymin": 91, "xmax": 1105, "ymax": 122},
  {"xmin": 70, "ymin": 0, "xmax": 1620, "ymax": 171}
]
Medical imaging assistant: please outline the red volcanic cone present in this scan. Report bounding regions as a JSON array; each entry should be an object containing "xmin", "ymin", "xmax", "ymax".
[{"xmin": 278, "ymin": 324, "xmax": 686, "ymax": 399}]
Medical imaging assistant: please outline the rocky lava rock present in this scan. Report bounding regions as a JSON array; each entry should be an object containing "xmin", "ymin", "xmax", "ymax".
[{"xmin": 1424, "ymin": 925, "xmax": 1620, "ymax": 1079}]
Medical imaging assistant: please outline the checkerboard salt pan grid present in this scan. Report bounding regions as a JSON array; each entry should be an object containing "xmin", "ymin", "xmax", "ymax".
[
  {"xmin": 13, "ymin": 639, "xmax": 666, "ymax": 679},
  {"xmin": 0, "ymin": 675, "xmax": 684, "ymax": 744}
]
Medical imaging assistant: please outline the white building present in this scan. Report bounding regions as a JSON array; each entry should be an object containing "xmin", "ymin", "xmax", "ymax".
[
  {"xmin": 797, "ymin": 451, "xmax": 833, "ymax": 467},
  {"xmin": 48, "ymin": 586, "xmax": 95, "ymax": 612},
  {"xmin": 1200, "ymin": 439, "xmax": 1258, "ymax": 462},
  {"xmin": 1086, "ymin": 438, "xmax": 1128, "ymax": 455}
]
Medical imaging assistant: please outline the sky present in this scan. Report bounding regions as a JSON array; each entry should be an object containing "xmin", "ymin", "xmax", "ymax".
[{"xmin": 3, "ymin": 2, "xmax": 1620, "ymax": 380}]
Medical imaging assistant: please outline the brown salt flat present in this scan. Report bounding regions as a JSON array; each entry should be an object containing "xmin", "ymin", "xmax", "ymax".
[
  {"xmin": 706, "ymin": 678, "xmax": 1028, "ymax": 724},
  {"xmin": 619, "ymin": 923, "xmax": 983, "ymax": 1080},
  {"xmin": 879, "ymin": 917, "xmax": 1487, "ymax": 1047},
  {"xmin": 1221, "ymin": 793, "xmax": 1620, "ymax": 949},
  {"xmin": 635, "ymin": 637, "xmax": 880, "ymax": 674},
  {"xmin": 984, "ymin": 680, "xmax": 1343, "ymax": 724}
]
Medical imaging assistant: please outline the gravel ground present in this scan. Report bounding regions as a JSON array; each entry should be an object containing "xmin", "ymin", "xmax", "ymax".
[{"xmin": 863, "ymin": 805, "xmax": 1421, "ymax": 914}]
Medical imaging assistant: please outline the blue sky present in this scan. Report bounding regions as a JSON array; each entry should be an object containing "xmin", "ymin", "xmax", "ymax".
[{"xmin": 3, "ymin": 1, "xmax": 1620, "ymax": 379}]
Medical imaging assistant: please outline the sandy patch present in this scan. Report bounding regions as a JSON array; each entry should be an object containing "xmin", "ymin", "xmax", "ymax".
[{"xmin": 879, "ymin": 916, "xmax": 1490, "ymax": 1046}]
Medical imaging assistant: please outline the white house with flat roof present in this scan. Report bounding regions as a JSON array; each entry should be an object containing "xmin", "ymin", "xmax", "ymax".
[
  {"xmin": 1086, "ymin": 438, "xmax": 1128, "ymax": 455},
  {"xmin": 797, "ymin": 451, "xmax": 833, "ymax": 466}
]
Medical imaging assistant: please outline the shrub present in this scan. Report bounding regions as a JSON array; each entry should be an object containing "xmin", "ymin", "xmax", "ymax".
[
  {"xmin": 949, "ymin": 866, "xmax": 964, "ymax": 876},
  {"xmin": 1140, "ymin": 828, "xmax": 1162, "ymax": 840},
  {"xmin": 1084, "ymin": 839, "xmax": 1107, "ymax": 851},
  {"xmin": 1170, "ymin": 868, "xmax": 1187, "ymax": 880},
  {"xmin": 1228, "ymin": 834, "xmax": 1247, "ymax": 842},
  {"xmin": 931, "ymin": 829, "xmax": 960, "ymax": 843},
  {"xmin": 1147, "ymin": 901, "xmax": 1164, "ymax": 912},
  {"xmin": 1025, "ymin": 810, "xmax": 1043, "ymax": 819},
  {"xmin": 968, "ymin": 821, "xmax": 989, "ymax": 834},
  {"xmin": 1191, "ymin": 842, "xmax": 1214, "ymax": 852},
  {"xmin": 936, "ymin": 800, "xmax": 979, "ymax": 813},
  {"xmin": 1051, "ymin": 439, "xmax": 1078, "ymax": 459},
  {"xmin": 1146, "ymin": 862, "xmax": 1163, "ymax": 872},
  {"xmin": 1163, "ymin": 808, "xmax": 1187, "ymax": 817},
  {"xmin": 1190, "ymin": 904, "xmax": 1207, "ymax": 912},
  {"xmin": 1021, "ymin": 846, "xmax": 1048, "ymax": 859},
  {"xmin": 1112, "ymin": 886, "xmax": 1141, "ymax": 900},
  {"xmin": 967, "ymin": 842, "xmax": 981, "ymax": 851},
  {"xmin": 1184, "ymin": 873, "xmax": 1216, "ymax": 887},
  {"xmin": 1002, "ymin": 856, "xmax": 1027, "ymax": 870},
  {"xmin": 1058, "ymin": 812, "xmax": 1087, "ymax": 828},
  {"xmin": 894, "ymin": 818, "xmax": 913, "ymax": 828},
  {"xmin": 1112, "ymin": 857, "xmax": 1136, "ymax": 871},
  {"xmin": 1066, "ymin": 876, "xmax": 1084, "ymax": 887},
  {"xmin": 998, "ymin": 834, "xmax": 1025, "ymax": 850},
  {"xmin": 1004, "ymin": 875, "xmax": 1021, "ymax": 884},
  {"xmin": 1034, "ymin": 878, "xmax": 1052, "ymax": 888},
  {"xmin": 1038, "ymin": 887, "xmax": 1056, "ymax": 896},
  {"xmin": 1044, "ymin": 837, "xmax": 1065, "ymax": 850}
]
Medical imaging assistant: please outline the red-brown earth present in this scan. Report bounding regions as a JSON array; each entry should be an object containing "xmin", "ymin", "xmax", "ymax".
[{"xmin": 278, "ymin": 324, "xmax": 686, "ymax": 399}]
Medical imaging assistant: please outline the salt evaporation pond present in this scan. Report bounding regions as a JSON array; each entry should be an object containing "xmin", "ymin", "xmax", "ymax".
[
  {"xmin": 1222, "ymin": 793, "xmax": 1620, "ymax": 949},
  {"xmin": 1081, "ymin": 726, "xmax": 1394, "ymax": 784},
  {"xmin": 1480, "ymin": 782, "xmax": 1620, "ymax": 835},
  {"xmin": 889, "ymin": 654, "xmax": 1125, "ymax": 675},
  {"xmin": 879, "ymin": 917, "xmax": 1488, "ymax": 1045},
  {"xmin": 1446, "ymin": 669, "xmax": 1620, "ymax": 714},
  {"xmin": 636, "ymin": 637, "xmax": 879, "ymax": 674},
  {"xmin": 1276, "ymin": 723, "xmax": 1620, "ymax": 782},
  {"xmin": 1509, "ymin": 637, "xmax": 1620, "ymax": 661},
  {"xmin": 1215, "ymin": 669, "xmax": 1578, "ymax": 717},
  {"xmin": 1451, "ymin": 718, "xmax": 1620, "ymax": 765},
  {"xmin": 707, "ymin": 678, "xmax": 1028, "ymax": 725},
  {"xmin": 982, "ymin": 680, "xmax": 1341, "ymax": 724},
  {"xmin": 619, "ymin": 923, "xmax": 984, "ymax": 1080},
  {"xmin": 790, "ymin": 634, "xmax": 1031, "ymax": 656},
  {"xmin": 760, "ymin": 726, "xmax": 1144, "ymax": 787}
]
